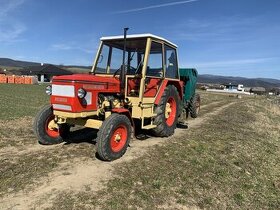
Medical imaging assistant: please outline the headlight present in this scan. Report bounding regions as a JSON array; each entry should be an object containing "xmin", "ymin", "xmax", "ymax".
[
  {"xmin": 46, "ymin": 85, "xmax": 52, "ymax": 95},
  {"xmin": 77, "ymin": 88, "xmax": 86, "ymax": 98}
]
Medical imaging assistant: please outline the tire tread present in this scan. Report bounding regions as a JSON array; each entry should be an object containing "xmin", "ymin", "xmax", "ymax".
[
  {"xmin": 152, "ymin": 85, "xmax": 179, "ymax": 137},
  {"xmin": 96, "ymin": 114, "xmax": 131, "ymax": 161}
]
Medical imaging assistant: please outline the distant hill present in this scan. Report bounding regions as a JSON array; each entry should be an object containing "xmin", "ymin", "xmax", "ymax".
[
  {"xmin": 198, "ymin": 74, "xmax": 280, "ymax": 89},
  {"xmin": 0, "ymin": 58, "xmax": 42, "ymax": 68},
  {"xmin": 0, "ymin": 58, "xmax": 91, "ymax": 69},
  {"xmin": 1, "ymin": 58, "xmax": 279, "ymax": 89},
  {"xmin": 0, "ymin": 58, "xmax": 91, "ymax": 73},
  {"xmin": 63, "ymin": 65, "xmax": 91, "ymax": 69}
]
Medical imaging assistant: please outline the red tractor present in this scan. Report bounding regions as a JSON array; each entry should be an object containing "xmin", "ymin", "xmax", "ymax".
[{"xmin": 33, "ymin": 29, "xmax": 200, "ymax": 161}]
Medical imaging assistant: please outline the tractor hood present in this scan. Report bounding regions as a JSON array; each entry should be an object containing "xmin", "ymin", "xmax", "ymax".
[
  {"xmin": 50, "ymin": 74, "xmax": 120, "ymax": 113},
  {"xmin": 52, "ymin": 74, "xmax": 120, "ymax": 87}
]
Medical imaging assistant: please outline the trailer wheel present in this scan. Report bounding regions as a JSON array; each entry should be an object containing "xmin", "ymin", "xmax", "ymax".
[
  {"xmin": 33, "ymin": 105, "xmax": 69, "ymax": 145},
  {"xmin": 96, "ymin": 114, "xmax": 131, "ymax": 161},
  {"xmin": 152, "ymin": 85, "xmax": 179, "ymax": 137},
  {"xmin": 189, "ymin": 93, "xmax": 201, "ymax": 118}
]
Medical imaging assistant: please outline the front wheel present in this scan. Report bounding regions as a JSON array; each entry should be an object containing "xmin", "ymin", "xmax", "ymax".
[
  {"xmin": 33, "ymin": 105, "xmax": 69, "ymax": 145},
  {"xmin": 96, "ymin": 114, "xmax": 132, "ymax": 161}
]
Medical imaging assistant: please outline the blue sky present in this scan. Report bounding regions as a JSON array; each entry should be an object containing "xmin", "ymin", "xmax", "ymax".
[{"xmin": 0, "ymin": 0, "xmax": 279, "ymax": 79}]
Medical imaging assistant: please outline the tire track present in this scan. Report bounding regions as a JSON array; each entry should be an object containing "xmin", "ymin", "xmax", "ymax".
[{"xmin": 0, "ymin": 101, "xmax": 237, "ymax": 209}]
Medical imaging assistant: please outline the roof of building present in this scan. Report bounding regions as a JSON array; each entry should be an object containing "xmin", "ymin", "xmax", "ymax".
[
  {"xmin": 251, "ymin": 87, "xmax": 266, "ymax": 92},
  {"xmin": 223, "ymin": 83, "xmax": 239, "ymax": 87},
  {"xmin": 101, "ymin": 33, "xmax": 177, "ymax": 48},
  {"xmin": 21, "ymin": 64, "xmax": 72, "ymax": 75}
]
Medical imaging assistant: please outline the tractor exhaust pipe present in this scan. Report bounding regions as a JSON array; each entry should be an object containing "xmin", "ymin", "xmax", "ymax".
[{"xmin": 120, "ymin": 27, "xmax": 129, "ymax": 98}]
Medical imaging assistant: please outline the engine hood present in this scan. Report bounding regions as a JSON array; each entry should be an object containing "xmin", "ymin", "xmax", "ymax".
[
  {"xmin": 50, "ymin": 74, "xmax": 120, "ymax": 113},
  {"xmin": 52, "ymin": 74, "xmax": 120, "ymax": 85},
  {"xmin": 52, "ymin": 74, "xmax": 121, "ymax": 92}
]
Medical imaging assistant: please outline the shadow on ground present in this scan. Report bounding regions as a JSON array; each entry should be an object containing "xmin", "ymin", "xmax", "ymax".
[
  {"xmin": 64, "ymin": 127, "xmax": 97, "ymax": 144},
  {"xmin": 62, "ymin": 121, "xmax": 189, "ymax": 146}
]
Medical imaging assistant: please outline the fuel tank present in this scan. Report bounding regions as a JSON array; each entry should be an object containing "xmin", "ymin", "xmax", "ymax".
[{"xmin": 50, "ymin": 74, "xmax": 120, "ymax": 113}]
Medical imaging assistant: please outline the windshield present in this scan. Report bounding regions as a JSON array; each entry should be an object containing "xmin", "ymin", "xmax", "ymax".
[{"xmin": 94, "ymin": 39, "xmax": 147, "ymax": 75}]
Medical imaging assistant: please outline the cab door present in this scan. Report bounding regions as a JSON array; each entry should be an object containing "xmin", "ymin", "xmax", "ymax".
[
  {"xmin": 143, "ymin": 41, "xmax": 163, "ymax": 98},
  {"xmin": 126, "ymin": 41, "xmax": 163, "ymax": 100}
]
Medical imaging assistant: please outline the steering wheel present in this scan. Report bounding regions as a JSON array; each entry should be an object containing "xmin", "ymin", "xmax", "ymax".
[
  {"xmin": 113, "ymin": 65, "xmax": 128, "ymax": 77},
  {"xmin": 113, "ymin": 67, "xmax": 121, "ymax": 77},
  {"xmin": 113, "ymin": 65, "xmax": 138, "ymax": 77},
  {"xmin": 129, "ymin": 66, "xmax": 137, "ymax": 74}
]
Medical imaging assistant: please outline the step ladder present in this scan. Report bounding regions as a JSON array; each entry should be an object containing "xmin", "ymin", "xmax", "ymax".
[{"xmin": 140, "ymin": 104, "xmax": 157, "ymax": 129}]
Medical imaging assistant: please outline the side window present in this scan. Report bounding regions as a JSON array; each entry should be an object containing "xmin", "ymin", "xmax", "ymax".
[
  {"xmin": 165, "ymin": 45, "xmax": 178, "ymax": 79},
  {"xmin": 146, "ymin": 42, "xmax": 163, "ymax": 77},
  {"xmin": 110, "ymin": 47, "xmax": 124, "ymax": 73},
  {"xmin": 127, "ymin": 51, "xmax": 140, "ymax": 74},
  {"xmin": 96, "ymin": 44, "xmax": 110, "ymax": 73},
  {"xmin": 129, "ymin": 51, "xmax": 138, "ymax": 70}
]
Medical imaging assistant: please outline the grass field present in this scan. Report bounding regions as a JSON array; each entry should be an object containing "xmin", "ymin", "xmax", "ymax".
[
  {"xmin": 0, "ymin": 66, "xmax": 22, "ymax": 71},
  {"xmin": 0, "ymin": 84, "xmax": 48, "ymax": 120},
  {"xmin": 0, "ymin": 84, "xmax": 279, "ymax": 209}
]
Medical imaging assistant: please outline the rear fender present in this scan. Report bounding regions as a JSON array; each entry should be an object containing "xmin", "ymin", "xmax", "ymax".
[{"xmin": 154, "ymin": 80, "xmax": 183, "ymax": 105}]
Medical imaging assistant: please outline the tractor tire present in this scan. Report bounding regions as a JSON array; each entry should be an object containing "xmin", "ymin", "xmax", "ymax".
[
  {"xmin": 33, "ymin": 105, "xmax": 69, "ymax": 145},
  {"xmin": 152, "ymin": 85, "xmax": 179, "ymax": 137},
  {"xmin": 189, "ymin": 93, "xmax": 201, "ymax": 118},
  {"xmin": 96, "ymin": 114, "xmax": 132, "ymax": 161}
]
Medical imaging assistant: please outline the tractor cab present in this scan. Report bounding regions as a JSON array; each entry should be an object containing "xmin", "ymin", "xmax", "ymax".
[
  {"xmin": 90, "ymin": 34, "xmax": 184, "ymax": 128},
  {"xmin": 92, "ymin": 34, "xmax": 181, "ymax": 100}
]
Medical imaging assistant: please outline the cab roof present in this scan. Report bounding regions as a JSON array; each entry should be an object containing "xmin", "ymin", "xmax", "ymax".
[{"xmin": 100, "ymin": 33, "xmax": 177, "ymax": 48}]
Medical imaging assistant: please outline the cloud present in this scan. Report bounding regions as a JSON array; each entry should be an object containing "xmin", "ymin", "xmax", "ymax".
[
  {"xmin": 0, "ymin": 0, "xmax": 26, "ymax": 43},
  {"xmin": 0, "ymin": 0, "xmax": 25, "ymax": 18},
  {"xmin": 114, "ymin": 0, "xmax": 198, "ymax": 14},
  {"xmin": 172, "ymin": 16, "xmax": 263, "ymax": 42},
  {"xmin": 52, "ymin": 44, "xmax": 73, "ymax": 51},
  {"xmin": 0, "ymin": 21, "xmax": 26, "ymax": 43},
  {"xmin": 51, "ymin": 41, "xmax": 97, "ymax": 54},
  {"xmin": 187, "ymin": 57, "xmax": 277, "ymax": 68}
]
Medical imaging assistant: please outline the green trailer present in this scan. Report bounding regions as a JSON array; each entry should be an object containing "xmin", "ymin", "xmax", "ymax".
[{"xmin": 179, "ymin": 68, "xmax": 201, "ymax": 119}]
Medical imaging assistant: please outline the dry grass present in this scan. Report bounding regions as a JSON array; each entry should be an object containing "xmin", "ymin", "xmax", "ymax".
[
  {"xmin": 0, "ymin": 84, "xmax": 48, "ymax": 120},
  {"xmin": 48, "ymin": 97, "xmax": 280, "ymax": 209},
  {"xmin": 0, "ymin": 85, "xmax": 279, "ymax": 209},
  {"xmin": 0, "ymin": 142, "xmax": 96, "ymax": 197}
]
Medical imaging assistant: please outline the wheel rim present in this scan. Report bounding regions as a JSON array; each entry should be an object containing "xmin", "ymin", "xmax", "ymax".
[
  {"xmin": 165, "ymin": 96, "xmax": 177, "ymax": 126},
  {"xmin": 45, "ymin": 115, "xmax": 60, "ymax": 138},
  {"xmin": 110, "ymin": 125, "xmax": 128, "ymax": 153}
]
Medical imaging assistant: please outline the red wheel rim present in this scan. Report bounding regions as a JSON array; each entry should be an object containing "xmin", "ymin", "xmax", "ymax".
[
  {"xmin": 45, "ymin": 115, "xmax": 60, "ymax": 138},
  {"xmin": 165, "ymin": 96, "xmax": 177, "ymax": 126},
  {"xmin": 110, "ymin": 125, "xmax": 128, "ymax": 153}
]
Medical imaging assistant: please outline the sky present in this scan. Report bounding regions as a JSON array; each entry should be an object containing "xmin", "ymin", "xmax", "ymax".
[{"xmin": 0, "ymin": 0, "xmax": 279, "ymax": 79}]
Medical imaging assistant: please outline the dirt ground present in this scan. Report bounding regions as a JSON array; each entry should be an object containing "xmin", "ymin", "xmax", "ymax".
[
  {"xmin": 0, "ymin": 99, "xmax": 231, "ymax": 210},
  {"xmin": 1, "ymin": 94, "xmax": 279, "ymax": 210}
]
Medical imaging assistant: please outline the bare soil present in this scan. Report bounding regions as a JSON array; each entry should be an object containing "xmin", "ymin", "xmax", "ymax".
[{"xmin": 0, "ymin": 101, "xmax": 234, "ymax": 209}]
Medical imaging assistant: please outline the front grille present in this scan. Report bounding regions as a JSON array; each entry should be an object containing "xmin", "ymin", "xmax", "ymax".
[
  {"xmin": 52, "ymin": 104, "xmax": 72, "ymax": 111},
  {"xmin": 52, "ymin": 85, "xmax": 75, "ymax": 97}
]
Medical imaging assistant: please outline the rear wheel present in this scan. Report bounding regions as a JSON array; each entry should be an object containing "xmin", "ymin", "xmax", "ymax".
[
  {"xmin": 152, "ymin": 85, "xmax": 179, "ymax": 137},
  {"xmin": 33, "ymin": 105, "xmax": 69, "ymax": 145},
  {"xmin": 189, "ymin": 93, "xmax": 201, "ymax": 118},
  {"xmin": 96, "ymin": 114, "xmax": 132, "ymax": 161}
]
